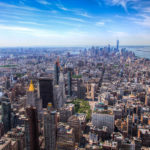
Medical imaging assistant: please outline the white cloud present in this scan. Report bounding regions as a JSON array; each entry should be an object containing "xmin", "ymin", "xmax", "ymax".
[
  {"xmin": 77, "ymin": 12, "xmax": 92, "ymax": 18},
  {"xmin": 0, "ymin": 2, "xmax": 40, "ymax": 11},
  {"xmin": 96, "ymin": 21, "xmax": 105, "ymax": 26},
  {"xmin": 17, "ymin": 21, "xmax": 43, "ymax": 26},
  {"xmin": 126, "ymin": 14, "xmax": 150, "ymax": 27},
  {"xmin": 37, "ymin": 0, "xmax": 51, "ymax": 5},
  {"xmin": 104, "ymin": 0, "xmax": 139, "ymax": 11},
  {"xmin": 0, "ymin": 25, "xmax": 33, "ymax": 32},
  {"xmin": 135, "ymin": 14, "xmax": 150, "ymax": 27}
]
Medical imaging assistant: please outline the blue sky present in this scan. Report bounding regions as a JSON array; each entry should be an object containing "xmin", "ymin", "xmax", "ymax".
[{"xmin": 0, "ymin": 0, "xmax": 150, "ymax": 47}]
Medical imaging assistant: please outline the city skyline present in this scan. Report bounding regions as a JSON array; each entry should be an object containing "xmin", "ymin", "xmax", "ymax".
[{"xmin": 0, "ymin": 0, "xmax": 150, "ymax": 47}]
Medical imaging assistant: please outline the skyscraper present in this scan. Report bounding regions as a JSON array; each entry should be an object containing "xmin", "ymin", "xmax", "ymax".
[
  {"xmin": 1, "ymin": 100, "xmax": 11, "ymax": 133},
  {"xmin": 38, "ymin": 77, "xmax": 54, "ymax": 108},
  {"xmin": 25, "ymin": 106, "xmax": 40, "ymax": 150},
  {"xmin": 26, "ymin": 80, "xmax": 42, "ymax": 113},
  {"xmin": 117, "ymin": 40, "xmax": 119, "ymax": 51},
  {"xmin": 44, "ymin": 110, "xmax": 57, "ymax": 150},
  {"xmin": 53, "ymin": 71, "xmax": 66, "ymax": 109},
  {"xmin": 68, "ymin": 71, "xmax": 72, "ymax": 96},
  {"xmin": 26, "ymin": 80, "xmax": 36, "ymax": 107},
  {"xmin": 54, "ymin": 57, "xmax": 60, "ymax": 85}
]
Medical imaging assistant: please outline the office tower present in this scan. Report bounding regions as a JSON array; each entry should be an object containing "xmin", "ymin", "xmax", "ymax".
[
  {"xmin": 5, "ymin": 77, "xmax": 10, "ymax": 90},
  {"xmin": 121, "ymin": 139, "xmax": 135, "ymax": 150},
  {"xmin": 145, "ymin": 92, "xmax": 150, "ymax": 106},
  {"xmin": 54, "ymin": 58, "xmax": 60, "ymax": 85},
  {"xmin": 68, "ymin": 115, "xmax": 81, "ymax": 143},
  {"xmin": 44, "ymin": 110, "xmax": 57, "ymax": 150},
  {"xmin": 1, "ymin": 100, "xmax": 11, "ymax": 133},
  {"xmin": 116, "ymin": 40, "xmax": 119, "ymax": 51},
  {"xmin": 59, "ymin": 104, "xmax": 74, "ymax": 122},
  {"xmin": 68, "ymin": 71, "xmax": 72, "ymax": 96},
  {"xmin": 77, "ymin": 79, "xmax": 86, "ymax": 99},
  {"xmin": 25, "ymin": 106, "xmax": 39, "ymax": 150},
  {"xmin": 26, "ymin": 80, "xmax": 42, "ymax": 113},
  {"xmin": 53, "ymin": 71, "xmax": 66, "ymax": 109},
  {"xmin": 11, "ymin": 111, "xmax": 17, "ymax": 128},
  {"xmin": 26, "ymin": 80, "xmax": 36, "ymax": 107},
  {"xmin": 138, "ymin": 128, "xmax": 150, "ymax": 147},
  {"xmin": 57, "ymin": 123, "xmax": 75, "ymax": 150},
  {"xmin": 38, "ymin": 77, "xmax": 54, "ymax": 108},
  {"xmin": 92, "ymin": 112, "xmax": 114, "ymax": 134},
  {"xmin": 91, "ymin": 83, "xmax": 96, "ymax": 101}
]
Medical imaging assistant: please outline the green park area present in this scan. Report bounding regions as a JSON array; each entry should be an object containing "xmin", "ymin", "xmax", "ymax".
[
  {"xmin": 72, "ymin": 74, "xmax": 82, "ymax": 79},
  {"xmin": 0, "ymin": 64, "xmax": 17, "ymax": 68},
  {"xmin": 73, "ymin": 99, "xmax": 92, "ymax": 121}
]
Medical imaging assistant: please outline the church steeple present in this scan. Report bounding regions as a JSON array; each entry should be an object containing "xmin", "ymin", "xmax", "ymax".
[{"xmin": 28, "ymin": 80, "xmax": 34, "ymax": 92}]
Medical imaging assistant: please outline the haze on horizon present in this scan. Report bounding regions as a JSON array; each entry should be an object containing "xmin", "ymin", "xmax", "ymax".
[{"xmin": 0, "ymin": 0, "xmax": 150, "ymax": 47}]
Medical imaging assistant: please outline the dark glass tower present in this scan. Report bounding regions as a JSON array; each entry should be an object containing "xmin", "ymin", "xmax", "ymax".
[
  {"xmin": 1, "ymin": 100, "xmax": 11, "ymax": 133},
  {"xmin": 38, "ymin": 78, "xmax": 53, "ymax": 108},
  {"xmin": 25, "ymin": 106, "xmax": 39, "ymax": 150},
  {"xmin": 54, "ymin": 58, "xmax": 60, "ymax": 85}
]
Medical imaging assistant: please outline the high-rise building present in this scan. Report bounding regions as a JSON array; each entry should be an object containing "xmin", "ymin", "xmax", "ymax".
[
  {"xmin": 116, "ymin": 40, "xmax": 119, "ymax": 51},
  {"xmin": 77, "ymin": 79, "xmax": 86, "ymax": 99},
  {"xmin": 57, "ymin": 123, "xmax": 75, "ymax": 150},
  {"xmin": 92, "ymin": 112, "xmax": 114, "ymax": 134},
  {"xmin": 54, "ymin": 58, "xmax": 60, "ymax": 85},
  {"xmin": 38, "ymin": 78, "xmax": 54, "ymax": 108},
  {"xmin": 1, "ymin": 100, "xmax": 11, "ymax": 133},
  {"xmin": 68, "ymin": 71, "xmax": 72, "ymax": 96},
  {"xmin": 59, "ymin": 104, "xmax": 74, "ymax": 122},
  {"xmin": 26, "ymin": 80, "xmax": 36, "ymax": 107},
  {"xmin": 145, "ymin": 93, "xmax": 150, "ymax": 106},
  {"xmin": 26, "ymin": 80, "xmax": 42, "ymax": 113},
  {"xmin": 68, "ymin": 115, "xmax": 81, "ymax": 143},
  {"xmin": 44, "ymin": 109, "xmax": 57, "ymax": 150},
  {"xmin": 53, "ymin": 71, "xmax": 66, "ymax": 109},
  {"xmin": 25, "ymin": 106, "xmax": 40, "ymax": 150},
  {"xmin": 127, "ymin": 115, "xmax": 133, "ymax": 136}
]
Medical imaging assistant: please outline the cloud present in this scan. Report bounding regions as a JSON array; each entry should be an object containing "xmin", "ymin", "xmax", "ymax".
[
  {"xmin": 0, "ymin": 24, "xmax": 33, "ymax": 32},
  {"xmin": 143, "ymin": 7, "xmax": 150, "ymax": 13},
  {"xmin": 56, "ymin": 0, "xmax": 69, "ymax": 11},
  {"xmin": 17, "ymin": 21, "xmax": 43, "ymax": 26},
  {"xmin": 96, "ymin": 21, "xmax": 105, "ymax": 26},
  {"xmin": 37, "ymin": 0, "xmax": 51, "ymax": 5},
  {"xmin": 0, "ymin": 2, "xmax": 40, "ymax": 11},
  {"xmin": 134, "ymin": 14, "xmax": 150, "ymax": 27},
  {"xmin": 60, "ymin": 17, "xmax": 85, "ymax": 23},
  {"xmin": 104, "ymin": 0, "xmax": 139, "ymax": 11},
  {"xmin": 76, "ymin": 11, "xmax": 92, "ymax": 18},
  {"xmin": 108, "ymin": 30, "xmax": 129, "ymax": 37},
  {"xmin": 126, "ymin": 14, "xmax": 150, "ymax": 27}
]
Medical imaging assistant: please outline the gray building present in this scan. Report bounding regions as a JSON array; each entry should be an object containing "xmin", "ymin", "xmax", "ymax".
[
  {"xmin": 44, "ymin": 110, "xmax": 57, "ymax": 150},
  {"xmin": 92, "ymin": 113, "xmax": 114, "ymax": 134}
]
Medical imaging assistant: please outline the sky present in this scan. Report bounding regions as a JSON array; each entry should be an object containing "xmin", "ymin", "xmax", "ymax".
[{"xmin": 0, "ymin": 0, "xmax": 150, "ymax": 47}]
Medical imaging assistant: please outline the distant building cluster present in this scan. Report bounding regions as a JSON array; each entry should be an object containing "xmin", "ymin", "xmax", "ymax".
[{"xmin": 0, "ymin": 42, "xmax": 150, "ymax": 149}]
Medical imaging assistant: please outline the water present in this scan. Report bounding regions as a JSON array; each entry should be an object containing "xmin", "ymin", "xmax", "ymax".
[{"xmin": 121, "ymin": 46, "xmax": 150, "ymax": 59}]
